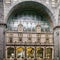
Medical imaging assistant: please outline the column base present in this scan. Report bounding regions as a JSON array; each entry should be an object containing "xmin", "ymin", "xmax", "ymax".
[
  {"xmin": 14, "ymin": 58, "xmax": 17, "ymax": 60},
  {"xmin": 34, "ymin": 58, "xmax": 37, "ymax": 60},
  {"xmin": 24, "ymin": 58, "xmax": 27, "ymax": 60},
  {"xmin": 44, "ymin": 58, "xmax": 47, "ymax": 60}
]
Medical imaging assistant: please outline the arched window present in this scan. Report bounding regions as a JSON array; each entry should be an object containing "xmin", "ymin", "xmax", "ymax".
[
  {"xmin": 7, "ymin": 47, "xmax": 14, "ymax": 58},
  {"xmin": 36, "ymin": 48, "xmax": 43, "ymax": 58},
  {"xmin": 7, "ymin": 10, "xmax": 52, "ymax": 32},
  {"xmin": 46, "ymin": 48, "xmax": 52, "ymax": 59},
  {"xmin": 27, "ymin": 47, "xmax": 34, "ymax": 58},
  {"xmin": 17, "ymin": 47, "xmax": 24, "ymax": 58}
]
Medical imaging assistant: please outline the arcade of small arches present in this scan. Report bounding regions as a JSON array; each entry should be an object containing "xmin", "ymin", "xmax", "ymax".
[
  {"xmin": 6, "ymin": 46, "xmax": 54, "ymax": 60},
  {"xmin": 5, "ymin": 1, "xmax": 54, "ymax": 60}
]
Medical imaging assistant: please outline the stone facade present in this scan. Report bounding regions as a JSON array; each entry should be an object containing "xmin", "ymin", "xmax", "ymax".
[
  {"xmin": 0, "ymin": 0, "xmax": 60, "ymax": 60},
  {"xmin": 5, "ymin": 24, "xmax": 54, "ymax": 60}
]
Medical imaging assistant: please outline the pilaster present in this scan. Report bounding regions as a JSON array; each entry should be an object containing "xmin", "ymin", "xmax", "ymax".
[
  {"xmin": 0, "ymin": 23, "xmax": 6, "ymax": 60},
  {"xmin": 54, "ymin": 26, "xmax": 60, "ymax": 60}
]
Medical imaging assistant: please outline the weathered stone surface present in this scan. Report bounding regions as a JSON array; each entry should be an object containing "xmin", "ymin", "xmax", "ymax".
[{"xmin": 0, "ymin": 0, "xmax": 60, "ymax": 60}]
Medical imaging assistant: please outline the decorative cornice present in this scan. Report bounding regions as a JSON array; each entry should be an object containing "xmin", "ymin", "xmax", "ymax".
[
  {"xmin": 53, "ymin": 26, "xmax": 60, "ymax": 30},
  {"xmin": 0, "ymin": 23, "xmax": 7, "ymax": 27}
]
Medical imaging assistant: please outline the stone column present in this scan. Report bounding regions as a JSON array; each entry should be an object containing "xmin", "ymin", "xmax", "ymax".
[
  {"xmin": 5, "ymin": 48, "xmax": 7, "ymax": 59},
  {"xmin": 52, "ymin": 47, "xmax": 54, "ymax": 60},
  {"xmin": 44, "ymin": 46, "xmax": 46, "ymax": 60},
  {"xmin": 25, "ymin": 46, "xmax": 27, "ymax": 60},
  {"xmin": 54, "ymin": 27, "xmax": 60, "ymax": 60},
  {"xmin": 43, "ymin": 47, "xmax": 45, "ymax": 60},
  {"xmin": 0, "ymin": 24, "xmax": 6, "ymax": 60},
  {"xmin": 34, "ymin": 46, "xmax": 37, "ymax": 60}
]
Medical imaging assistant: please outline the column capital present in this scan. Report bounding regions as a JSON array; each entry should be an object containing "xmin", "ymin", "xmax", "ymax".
[
  {"xmin": 53, "ymin": 26, "xmax": 60, "ymax": 30},
  {"xmin": 0, "ymin": 23, "xmax": 7, "ymax": 27}
]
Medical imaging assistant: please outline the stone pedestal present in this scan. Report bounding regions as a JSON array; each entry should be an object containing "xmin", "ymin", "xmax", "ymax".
[
  {"xmin": 24, "ymin": 58, "xmax": 27, "ymax": 60},
  {"xmin": 34, "ymin": 58, "xmax": 37, "ymax": 60},
  {"xmin": 14, "ymin": 58, "xmax": 17, "ymax": 60}
]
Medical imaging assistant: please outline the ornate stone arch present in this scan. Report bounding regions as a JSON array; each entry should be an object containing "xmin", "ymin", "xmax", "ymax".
[{"xmin": 5, "ymin": 1, "xmax": 54, "ymax": 27}]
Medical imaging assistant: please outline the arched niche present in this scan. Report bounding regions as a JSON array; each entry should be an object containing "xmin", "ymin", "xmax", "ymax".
[
  {"xmin": 6, "ymin": 1, "xmax": 53, "ymax": 32},
  {"xmin": 7, "ymin": 47, "xmax": 14, "ymax": 58}
]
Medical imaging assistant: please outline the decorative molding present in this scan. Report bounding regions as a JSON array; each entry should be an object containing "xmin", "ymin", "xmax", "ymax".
[
  {"xmin": 0, "ymin": 23, "xmax": 7, "ymax": 27},
  {"xmin": 53, "ymin": 26, "xmax": 60, "ymax": 30}
]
